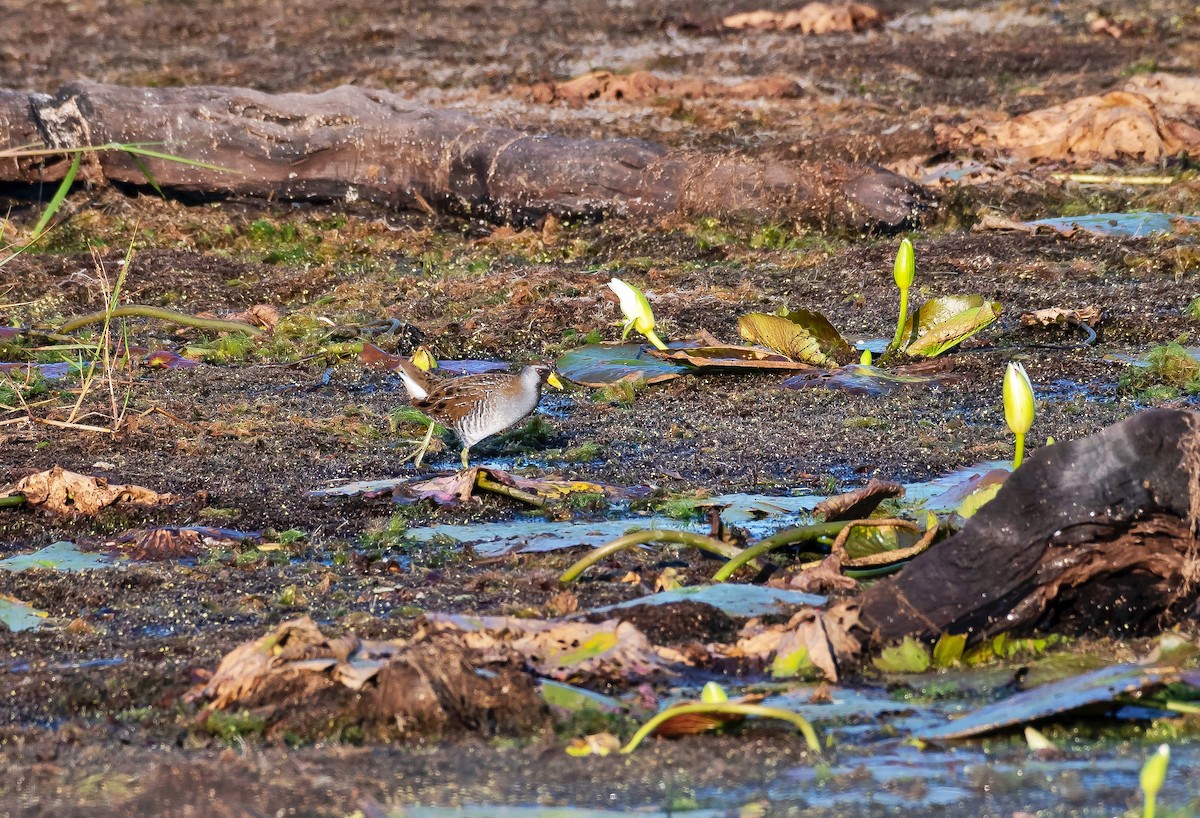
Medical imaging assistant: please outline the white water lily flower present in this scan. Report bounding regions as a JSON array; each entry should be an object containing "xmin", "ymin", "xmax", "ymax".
[{"xmin": 608, "ymin": 277, "xmax": 668, "ymax": 350}]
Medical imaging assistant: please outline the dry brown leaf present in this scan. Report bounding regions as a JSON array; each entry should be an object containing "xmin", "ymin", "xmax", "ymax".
[
  {"xmin": 724, "ymin": 2, "xmax": 881, "ymax": 33},
  {"xmin": 1, "ymin": 466, "xmax": 175, "ymax": 515},
  {"xmin": 813, "ymin": 478, "xmax": 904, "ymax": 522},
  {"xmin": 545, "ymin": 591, "xmax": 579, "ymax": 617},
  {"xmin": 529, "ymin": 70, "xmax": 799, "ymax": 104},
  {"xmin": 1020, "ymin": 306, "xmax": 1102, "ymax": 327},
  {"xmin": 725, "ymin": 609, "xmax": 839, "ymax": 681},
  {"xmin": 940, "ymin": 73, "xmax": 1200, "ymax": 163},
  {"xmin": 652, "ymin": 692, "xmax": 766, "ymax": 738},
  {"xmin": 226, "ymin": 304, "xmax": 283, "ymax": 330},
  {"xmin": 425, "ymin": 613, "xmax": 683, "ymax": 681}
]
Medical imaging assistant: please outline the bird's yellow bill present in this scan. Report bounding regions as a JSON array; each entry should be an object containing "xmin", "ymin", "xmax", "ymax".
[{"xmin": 547, "ymin": 373, "xmax": 564, "ymax": 389}]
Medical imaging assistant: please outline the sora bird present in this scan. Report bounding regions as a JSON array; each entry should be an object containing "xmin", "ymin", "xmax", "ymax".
[{"xmin": 394, "ymin": 356, "xmax": 563, "ymax": 468}]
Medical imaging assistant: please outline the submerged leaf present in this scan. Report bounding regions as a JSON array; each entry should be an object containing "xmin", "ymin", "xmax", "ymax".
[
  {"xmin": 556, "ymin": 343, "xmax": 688, "ymax": 387},
  {"xmin": 780, "ymin": 360, "xmax": 954, "ymax": 396},
  {"xmin": 873, "ymin": 636, "xmax": 932, "ymax": 673},
  {"xmin": 737, "ymin": 309, "xmax": 853, "ymax": 367},
  {"xmin": 901, "ymin": 296, "xmax": 1001, "ymax": 357}
]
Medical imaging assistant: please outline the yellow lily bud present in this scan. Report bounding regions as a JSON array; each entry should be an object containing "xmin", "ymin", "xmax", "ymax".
[
  {"xmin": 608, "ymin": 277, "xmax": 668, "ymax": 350},
  {"xmin": 1140, "ymin": 744, "xmax": 1170, "ymax": 818},
  {"xmin": 860, "ymin": 348, "xmax": 873, "ymax": 366},
  {"xmin": 700, "ymin": 681, "xmax": 729, "ymax": 704},
  {"xmin": 410, "ymin": 346, "xmax": 438, "ymax": 372},
  {"xmin": 889, "ymin": 238, "xmax": 916, "ymax": 351},
  {"xmin": 1003, "ymin": 362, "xmax": 1035, "ymax": 469},
  {"xmin": 893, "ymin": 238, "xmax": 915, "ymax": 290}
]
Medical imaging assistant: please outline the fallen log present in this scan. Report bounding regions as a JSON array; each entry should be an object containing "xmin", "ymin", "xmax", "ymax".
[
  {"xmin": 0, "ymin": 80, "xmax": 930, "ymax": 230},
  {"xmin": 856, "ymin": 408, "xmax": 1200, "ymax": 647}
]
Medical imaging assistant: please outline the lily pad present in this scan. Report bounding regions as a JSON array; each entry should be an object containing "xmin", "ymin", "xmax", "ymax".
[
  {"xmin": 901, "ymin": 296, "xmax": 1001, "ymax": 357},
  {"xmin": 781, "ymin": 360, "xmax": 955, "ymax": 396},
  {"xmin": 592, "ymin": 584, "xmax": 826, "ymax": 618},
  {"xmin": 540, "ymin": 680, "xmax": 627, "ymax": 713},
  {"xmin": 0, "ymin": 595, "xmax": 49, "ymax": 632},
  {"xmin": 0, "ymin": 541, "xmax": 112, "ymax": 572},
  {"xmin": 919, "ymin": 663, "xmax": 1199, "ymax": 741},
  {"xmin": 737, "ymin": 308, "xmax": 853, "ymax": 366},
  {"xmin": 556, "ymin": 343, "xmax": 688, "ymax": 386},
  {"xmin": 651, "ymin": 344, "xmax": 818, "ymax": 372}
]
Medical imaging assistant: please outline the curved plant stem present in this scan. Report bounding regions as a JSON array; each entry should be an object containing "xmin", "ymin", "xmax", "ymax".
[
  {"xmin": 620, "ymin": 702, "xmax": 820, "ymax": 754},
  {"xmin": 644, "ymin": 330, "xmax": 669, "ymax": 351},
  {"xmin": 58, "ymin": 305, "xmax": 264, "ymax": 337},
  {"xmin": 890, "ymin": 287, "xmax": 910, "ymax": 352},
  {"xmin": 476, "ymin": 472, "xmax": 545, "ymax": 508},
  {"xmin": 1012, "ymin": 432, "xmax": 1025, "ymax": 469},
  {"xmin": 711, "ymin": 521, "xmax": 850, "ymax": 582},
  {"xmin": 559, "ymin": 529, "xmax": 751, "ymax": 586},
  {"xmin": 0, "ymin": 494, "xmax": 26, "ymax": 509}
]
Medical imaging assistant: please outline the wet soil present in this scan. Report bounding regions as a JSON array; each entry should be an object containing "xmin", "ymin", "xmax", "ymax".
[{"xmin": 3, "ymin": 0, "xmax": 1200, "ymax": 815}]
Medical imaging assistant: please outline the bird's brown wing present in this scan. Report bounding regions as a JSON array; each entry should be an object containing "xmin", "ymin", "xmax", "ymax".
[{"xmin": 412, "ymin": 372, "xmax": 515, "ymax": 416}]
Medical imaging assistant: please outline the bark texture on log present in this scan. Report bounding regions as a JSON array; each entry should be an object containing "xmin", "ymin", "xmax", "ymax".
[
  {"xmin": 0, "ymin": 80, "xmax": 931, "ymax": 230},
  {"xmin": 857, "ymin": 409, "xmax": 1200, "ymax": 647}
]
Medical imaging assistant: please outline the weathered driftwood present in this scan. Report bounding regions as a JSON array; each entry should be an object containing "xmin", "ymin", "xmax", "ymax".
[
  {"xmin": 0, "ymin": 80, "xmax": 930, "ymax": 230},
  {"xmin": 856, "ymin": 408, "xmax": 1200, "ymax": 647}
]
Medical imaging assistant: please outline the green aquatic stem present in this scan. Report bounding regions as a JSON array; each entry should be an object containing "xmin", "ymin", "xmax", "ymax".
[
  {"xmin": 619, "ymin": 702, "xmax": 820, "ymax": 754},
  {"xmin": 644, "ymin": 329, "xmax": 669, "ymax": 351},
  {"xmin": 558, "ymin": 529, "xmax": 753, "ymax": 586},
  {"xmin": 0, "ymin": 494, "xmax": 26, "ymax": 509},
  {"xmin": 890, "ymin": 286, "xmax": 910, "ymax": 352},
  {"xmin": 711, "ymin": 521, "xmax": 850, "ymax": 582},
  {"xmin": 58, "ymin": 305, "xmax": 264, "ymax": 337},
  {"xmin": 1012, "ymin": 432, "xmax": 1025, "ymax": 470}
]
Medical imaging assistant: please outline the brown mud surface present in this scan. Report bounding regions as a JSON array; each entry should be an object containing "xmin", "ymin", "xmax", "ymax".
[{"xmin": 3, "ymin": 0, "xmax": 1200, "ymax": 815}]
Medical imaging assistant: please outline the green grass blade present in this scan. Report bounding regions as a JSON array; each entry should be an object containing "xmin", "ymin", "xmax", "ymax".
[
  {"xmin": 127, "ymin": 152, "xmax": 165, "ymax": 197},
  {"xmin": 29, "ymin": 153, "xmax": 81, "ymax": 242}
]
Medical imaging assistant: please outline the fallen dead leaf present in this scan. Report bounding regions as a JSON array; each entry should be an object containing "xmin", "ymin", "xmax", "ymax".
[
  {"xmin": 191, "ymin": 616, "xmax": 547, "ymax": 740},
  {"xmin": 1020, "ymin": 306, "xmax": 1103, "ymax": 327},
  {"xmin": 0, "ymin": 466, "xmax": 175, "ymax": 515},
  {"xmin": 425, "ymin": 614, "xmax": 685, "ymax": 681},
  {"xmin": 723, "ymin": 2, "xmax": 882, "ymax": 33},
  {"xmin": 722, "ymin": 605, "xmax": 861, "ymax": 682},
  {"xmin": 939, "ymin": 72, "xmax": 1200, "ymax": 163},
  {"xmin": 813, "ymin": 478, "xmax": 904, "ymax": 522},
  {"xmin": 652, "ymin": 692, "xmax": 766, "ymax": 738},
  {"xmin": 226, "ymin": 304, "xmax": 283, "ymax": 330},
  {"xmin": 528, "ymin": 70, "xmax": 799, "ymax": 104}
]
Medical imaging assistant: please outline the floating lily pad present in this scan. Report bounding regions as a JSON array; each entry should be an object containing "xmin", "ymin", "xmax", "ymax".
[
  {"xmin": 901, "ymin": 296, "xmax": 1001, "ymax": 357},
  {"xmin": 0, "ymin": 541, "xmax": 112, "ymax": 572},
  {"xmin": 841, "ymin": 522, "xmax": 923, "ymax": 561},
  {"xmin": 0, "ymin": 361, "xmax": 76, "ymax": 380},
  {"xmin": 651, "ymin": 344, "xmax": 818, "ymax": 372},
  {"xmin": 903, "ymin": 461, "xmax": 1012, "ymax": 511},
  {"xmin": 592, "ymin": 584, "xmax": 826, "ymax": 618},
  {"xmin": 0, "ymin": 595, "xmax": 49, "ymax": 632},
  {"xmin": 919, "ymin": 664, "xmax": 1199, "ymax": 741},
  {"xmin": 781, "ymin": 361, "xmax": 955, "ymax": 396},
  {"xmin": 556, "ymin": 343, "xmax": 688, "ymax": 386},
  {"xmin": 1024, "ymin": 212, "xmax": 1200, "ymax": 239},
  {"xmin": 540, "ymin": 680, "xmax": 627, "ymax": 713},
  {"xmin": 738, "ymin": 308, "xmax": 853, "ymax": 367},
  {"xmin": 393, "ymin": 808, "xmax": 728, "ymax": 818}
]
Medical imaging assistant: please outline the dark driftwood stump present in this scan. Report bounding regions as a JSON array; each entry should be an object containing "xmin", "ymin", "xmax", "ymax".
[
  {"xmin": 0, "ymin": 81, "xmax": 930, "ymax": 230},
  {"xmin": 856, "ymin": 408, "xmax": 1200, "ymax": 647}
]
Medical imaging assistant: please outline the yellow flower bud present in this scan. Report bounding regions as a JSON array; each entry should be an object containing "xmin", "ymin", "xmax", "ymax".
[
  {"xmin": 1140, "ymin": 744, "xmax": 1170, "ymax": 818},
  {"xmin": 700, "ymin": 681, "xmax": 729, "ymax": 704},
  {"xmin": 1003, "ymin": 362, "xmax": 1035, "ymax": 469},
  {"xmin": 860, "ymin": 349, "xmax": 873, "ymax": 366},
  {"xmin": 608, "ymin": 277, "xmax": 668, "ymax": 350},
  {"xmin": 893, "ymin": 238, "xmax": 915, "ymax": 290},
  {"xmin": 1003, "ymin": 363, "xmax": 1035, "ymax": 436},
  {"xmin": 410, "ymin": 346, "xmax": 438, "ymax": 372}
]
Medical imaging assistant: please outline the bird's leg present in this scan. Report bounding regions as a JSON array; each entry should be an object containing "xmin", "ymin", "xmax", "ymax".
[
  {"xmin": 413, "ymin": 420, "xmax": 436, "ymax": 468},
  {"xmin": 460, "ymin": 446, "xmax": 471, "ymax": 470}
]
